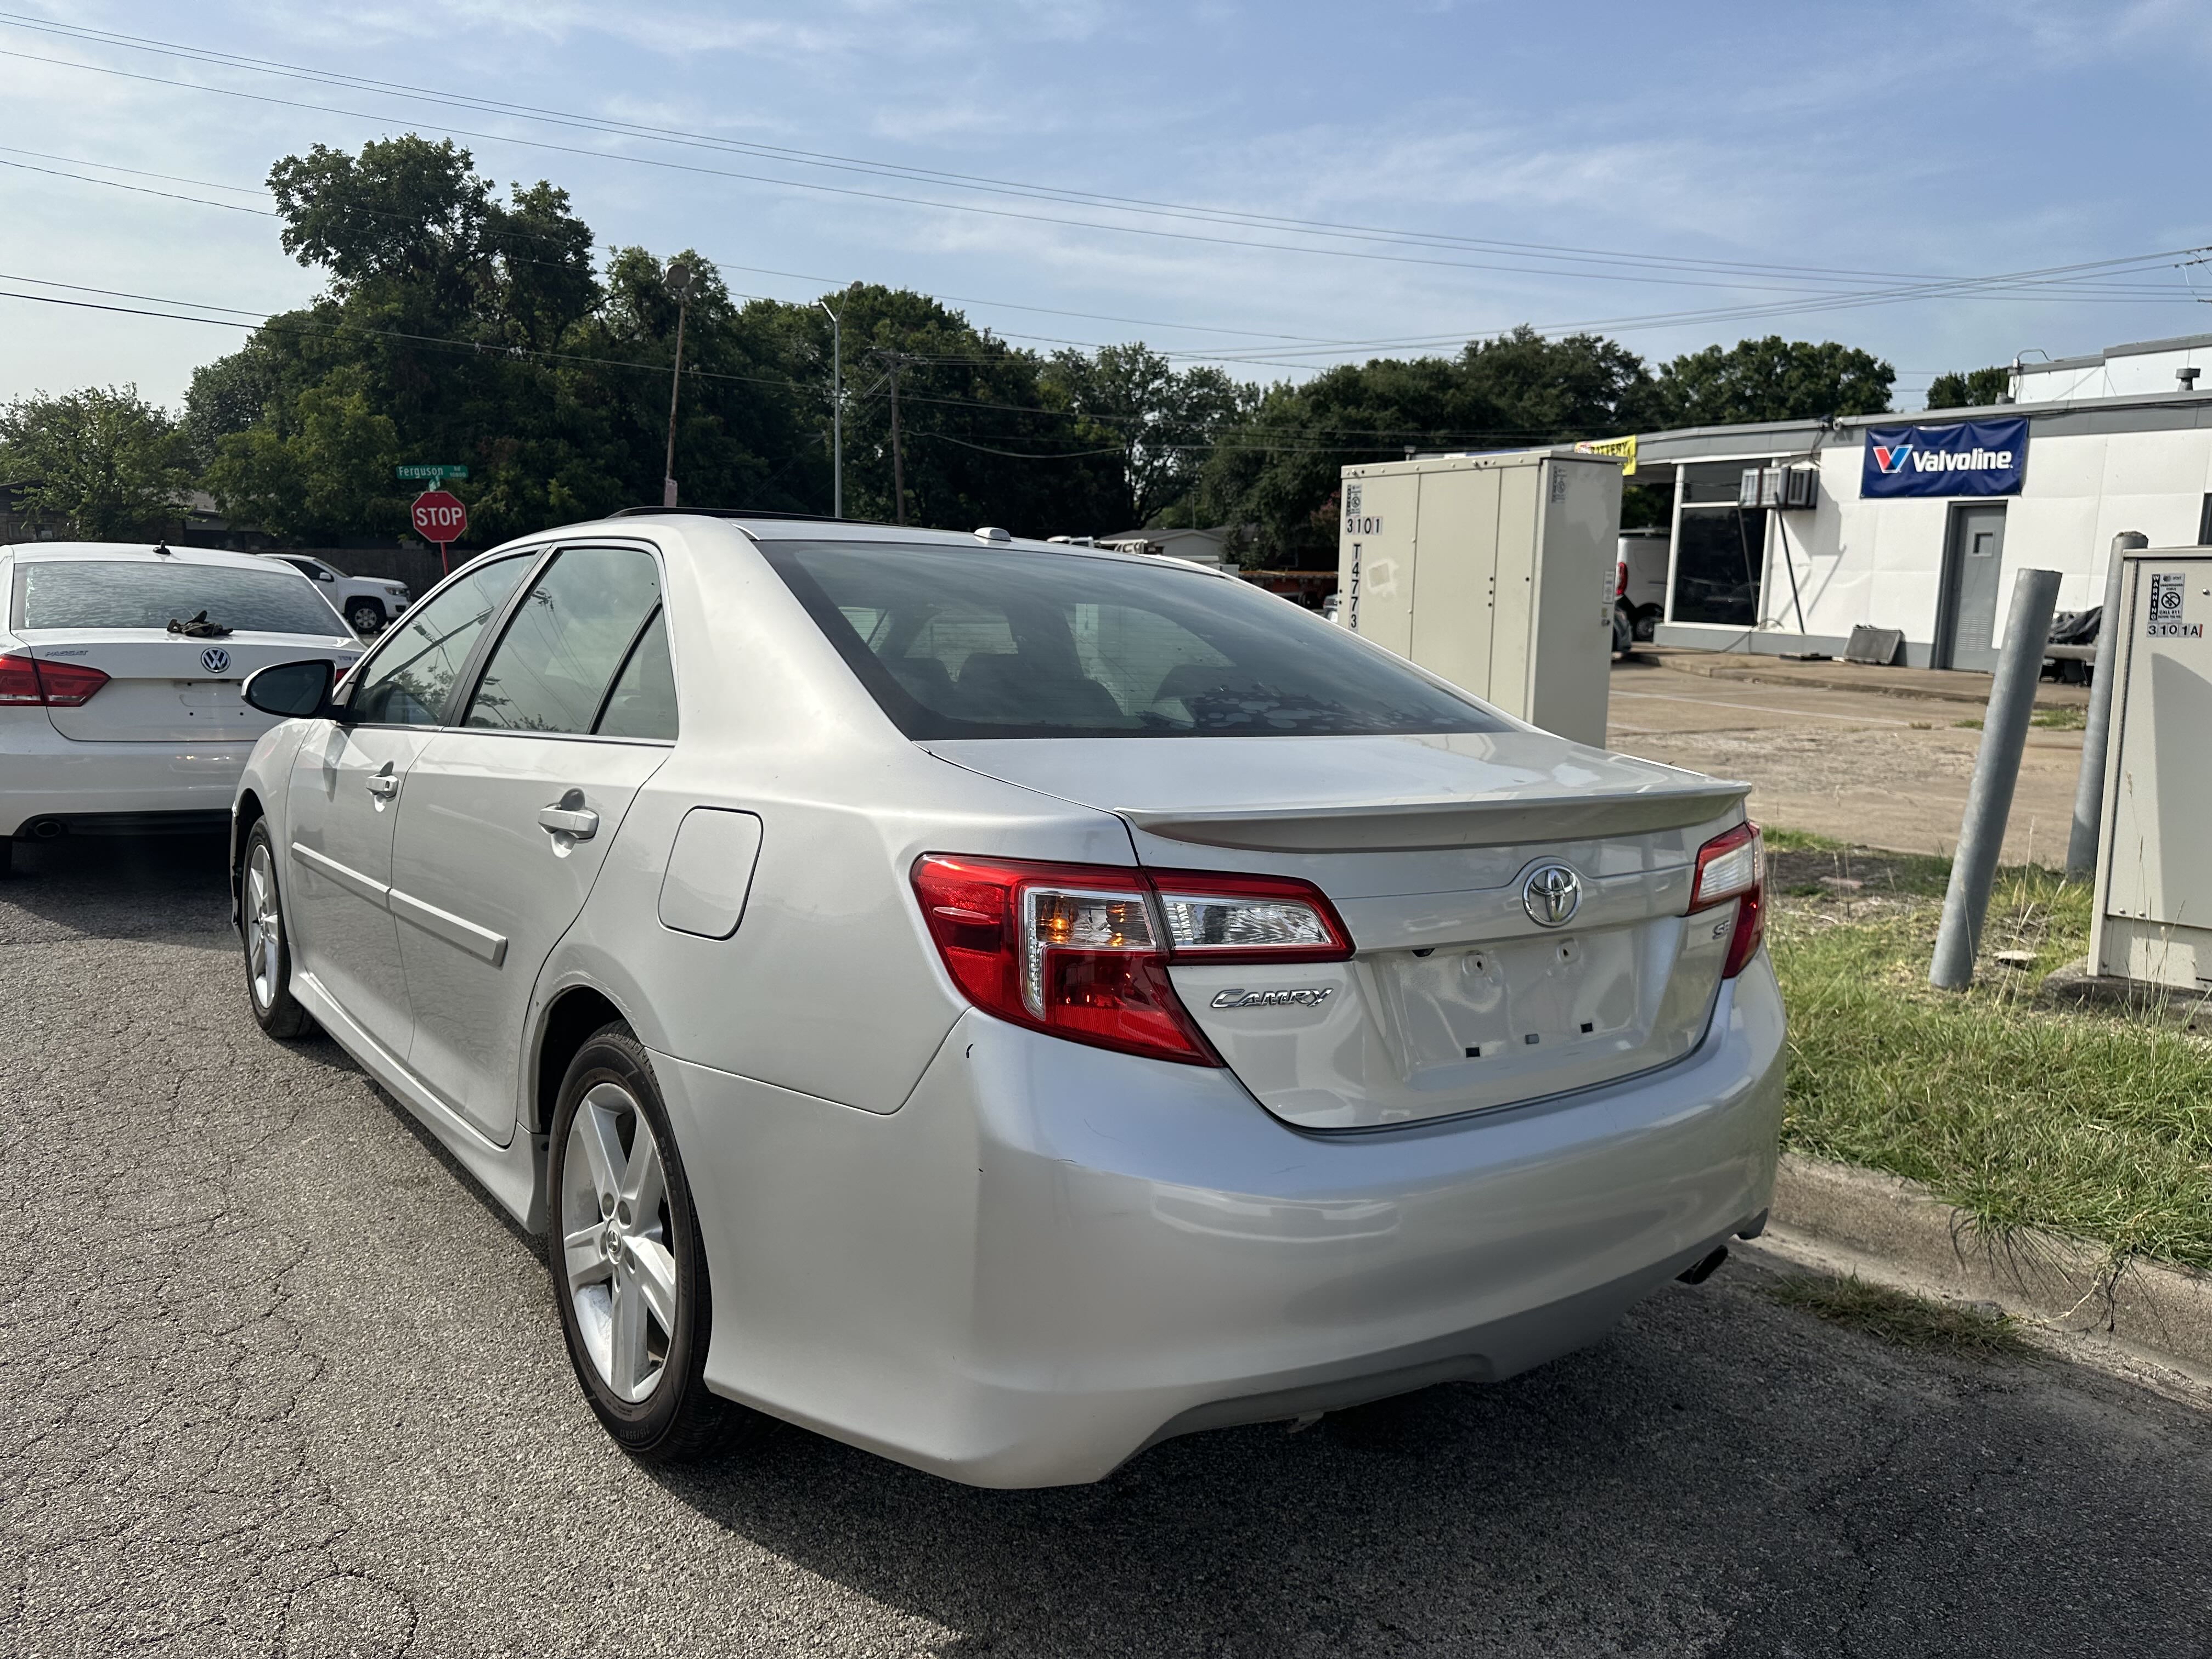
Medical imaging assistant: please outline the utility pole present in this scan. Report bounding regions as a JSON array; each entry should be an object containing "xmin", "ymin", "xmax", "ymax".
[
  {"xmin": 662, "ymin": 259, "xmax": 696, "ymax": 509},
  {"xmin": 817, "ymin": 298, "xmax": 843, "ymax": 518},
  {"xmin": 866, "ymin": 347, "xmax": 918, "ymax": 526}
]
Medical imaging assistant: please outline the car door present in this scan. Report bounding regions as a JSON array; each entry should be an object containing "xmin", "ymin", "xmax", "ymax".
[
  {"xmin": 282, "ymin": 552, "xmax": 539, "ymax": 1060},
  {"xmin": 388, "ymin": 543, "xmax": 677, "ymax": 1143}
]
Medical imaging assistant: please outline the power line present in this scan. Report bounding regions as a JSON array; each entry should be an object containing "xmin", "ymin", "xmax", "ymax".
[
  {"xmin": 0, "ymin": 33, "xmax": 2143, "ymax": 303},
  {"xmin": 0, "ymin": 8, "xmax": 2154, "ymax": 297},
  {"xmin": 7, "ymin": 140, "xmax": 2196, "ymax": 393},
  {"xmin": 0, "ymin": 279, "xmax": 1605, "ymax": 453}
]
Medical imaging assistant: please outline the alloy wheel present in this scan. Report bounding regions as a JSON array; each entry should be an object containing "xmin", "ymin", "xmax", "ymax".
[
  {"xmin": 558, "ymin": 1082, "xmax": 677, "ymax": 1403},
  {"xmin": 245, "ymin": 839, "xmax": 283, "ymax": 1011}
]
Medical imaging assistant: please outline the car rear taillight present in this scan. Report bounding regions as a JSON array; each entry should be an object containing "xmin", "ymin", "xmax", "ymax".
[
  {"xmin": 912, "ymin": 855, "xmax": 1352, "ymax": 1065},
  {"xmin": 1688, "ymin": 821, "xmax": 1764, "ymax": 978},
  {"xmin": 1616, "ymin": 558, "xmax": 1629, "ymax": 599},
  {"xmin": 0, "ymin": 653, "xmax": 109, "ymax": 707}
]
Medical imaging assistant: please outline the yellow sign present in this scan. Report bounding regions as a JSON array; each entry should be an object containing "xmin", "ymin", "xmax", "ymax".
[{"xmin": 1574, "ymin": 434, "xmax": 1637, "ymax": 476}]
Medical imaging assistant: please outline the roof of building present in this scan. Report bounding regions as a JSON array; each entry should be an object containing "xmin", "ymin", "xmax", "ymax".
[
  {"xmin": 1626, "ymin": 382, "xmax": 2212, "ymax": 467},
  {"xmin": 2022, "ymin": 332, "xmax": 2212, "ymax": 376}
]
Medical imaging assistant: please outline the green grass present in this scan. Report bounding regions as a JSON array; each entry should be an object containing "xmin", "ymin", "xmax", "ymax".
[
  {"xmin": 1949, "ymin": 706, "xmax": 2086, "ymax": 732},
  {"xmin": 1767, "ymin": 839, "xmax": 2212, "ymax": 1271},
  {"xmin": 1765, "ymin": 1275, "xmax": 2033, "ymax": 1359}
]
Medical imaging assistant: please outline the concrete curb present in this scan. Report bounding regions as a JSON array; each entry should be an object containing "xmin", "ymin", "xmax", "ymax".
[{"xmin": 1769, "ymin": 1152, "xmax": 2212, "ymax": 1374}]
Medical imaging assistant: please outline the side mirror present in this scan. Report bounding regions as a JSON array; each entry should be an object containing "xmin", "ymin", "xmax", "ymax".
[
  {"xmin": 243, "ymin": 658, "xmax": 338, "ymax": 720},
  {"xmin": 317, "ymin": 570, "xmax": 335, "ymax": 582}
]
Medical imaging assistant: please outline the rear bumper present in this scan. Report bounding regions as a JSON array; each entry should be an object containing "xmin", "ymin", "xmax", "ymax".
[
  {"xmin": 654, "ymin": 956, "xmax": 1785, "ymax": 1488},
  {"xmin": 0, "ymin": 725, "xmax": 255, "ymax": 837}
]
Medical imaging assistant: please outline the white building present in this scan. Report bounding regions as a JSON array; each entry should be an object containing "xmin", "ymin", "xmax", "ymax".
[{"xmin": 1624, "ymin": 340, "xmax": 2212, "ymax": 668}]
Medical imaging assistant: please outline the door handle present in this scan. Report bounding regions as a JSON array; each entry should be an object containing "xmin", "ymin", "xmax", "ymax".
[
  {"xmin": 365, "ymin": 764, "xmax": 399, "ymax": 799},
  {"xmin": 538, "ymin": 789, "xmax": 599, "ymax": 839}
]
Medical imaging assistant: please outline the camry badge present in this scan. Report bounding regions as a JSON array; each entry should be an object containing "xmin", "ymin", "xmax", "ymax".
[
  {"xmin": 1210, "ymin": 986, "xmax": 1333, "ymax": 1011},
  {"xmin": 1522, "ymin": 863, "xmax": 1583, "ymax": 928},
  {"xmin": 200, "ymin": 646, "xmax": 232, "ymax": 675}
]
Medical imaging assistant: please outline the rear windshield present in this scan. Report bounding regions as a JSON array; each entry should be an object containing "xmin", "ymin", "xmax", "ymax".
[
  {"xmin": 16, "ymin": 560, "xmax": 347, "ymax": 637},
  {"xmin": 764, "ymin": 540, "xmax": 1507, "ymax": 739}
]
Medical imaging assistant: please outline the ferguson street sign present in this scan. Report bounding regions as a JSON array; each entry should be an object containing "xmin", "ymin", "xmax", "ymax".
[{"xmin": 396, "ymin": 464, "xmax": 469, "ymax": 481}]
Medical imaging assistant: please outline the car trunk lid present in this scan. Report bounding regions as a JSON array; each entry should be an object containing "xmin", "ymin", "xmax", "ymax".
[
  {"xmin": 20, "ymin": 631, "xmax": 361, "ymax": 742},
  {"xmin": 923, "ymin": 732, "xmax": 1752, "ymax": 1129}
]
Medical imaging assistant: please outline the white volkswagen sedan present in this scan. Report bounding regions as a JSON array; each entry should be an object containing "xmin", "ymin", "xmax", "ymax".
[
  {"xmin": 1, "ymin": 541, "xmax": 360, "ymax": 874},
  {"xmin": 230, "ymin": 512, "xmax": 1782, "ymax": 1487}
]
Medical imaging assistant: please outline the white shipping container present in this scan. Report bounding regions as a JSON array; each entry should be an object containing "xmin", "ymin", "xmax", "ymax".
[{"xmin": 1337, "ymin": 451, "xmax": 1620, "ymax": 745}]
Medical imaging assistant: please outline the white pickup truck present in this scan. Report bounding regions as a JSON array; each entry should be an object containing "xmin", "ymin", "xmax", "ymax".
[{"xmin": 259, "ymin": 553, "xmax": 411, "ymax": 636}]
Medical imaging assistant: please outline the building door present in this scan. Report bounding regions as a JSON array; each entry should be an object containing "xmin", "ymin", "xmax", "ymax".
[{"xmin": 1936, "ymin": 504, "xmax": 2007, "ymax": 671}]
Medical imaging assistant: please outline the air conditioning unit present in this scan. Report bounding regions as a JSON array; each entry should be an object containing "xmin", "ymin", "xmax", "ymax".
[{"xmin": 1738, "ymin": 465, "xmax": 1819, "ymax": 510}]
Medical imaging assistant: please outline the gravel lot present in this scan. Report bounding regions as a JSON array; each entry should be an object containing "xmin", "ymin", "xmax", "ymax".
[
  {"xmin": 1606, "ymin": 657, "xmax": 2084, "ymax": 862},
  {"xmin": 4, "ymin": 833, "xmax": 2210, "ymax": 1658}
]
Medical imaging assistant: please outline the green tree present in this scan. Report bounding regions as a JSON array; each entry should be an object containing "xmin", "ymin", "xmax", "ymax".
[
  {"xmin": 0, "ymin": 385, "xmax": 194, "ymax": 539},
  {"xmin": 1647, "ymin": 336, "xmax": 1893, "ymax": 426},
  {"xmin": 1925, "ymin": 366, "xmax": 2011, "ymax": 409},
  {"xmin": 200, "ymin": 134, "xmax": 628, "ymax": 545},
  {"xmin": 1039, "ymin": 343, "xmax": 1249, "ymax": 528},
  {"xmin": 1195, "ymin": 327, "xmax": 1653, "ymax": 567},
  {"xmin": 205, "ymin": 366, "xmax": 404, "ymax": 541}
]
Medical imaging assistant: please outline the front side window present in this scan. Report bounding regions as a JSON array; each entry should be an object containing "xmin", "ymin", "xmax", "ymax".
[
  {"xmin": 463, "ymin": 546, "xmax": 664, "ymax": 736},
  {"xmin": 17, "ymin": 560, "xmax": 348, "ymax": 636},
  {"xmin": 349, "ymin": 554, "xmax": 533, "ymax": 726},
  {"xmin": 765, "ymin": 540, "xmax": 1507, "ymax": 739}
]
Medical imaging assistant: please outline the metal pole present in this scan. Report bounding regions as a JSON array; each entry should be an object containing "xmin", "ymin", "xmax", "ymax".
[
  {"xmin": 1931, "ymin": 566, "xmax": 2063, "ymax": 990},
  {"xmin": 2066, "ymin": 530, "xmax": 2147, "ymax": 876},
  {"xmin": 817, "ymin": 301, "xmax": 843, "ymax": 519},
  {"xmin": 662, "ymin": 296, "xmax": 687, "ymax": 510},
  {"xmin": 888, "ymin": 354, "xmax": 905, "ymax": 526}
]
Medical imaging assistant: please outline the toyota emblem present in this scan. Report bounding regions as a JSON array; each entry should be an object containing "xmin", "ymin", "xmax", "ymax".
[
  {"xmin": 1521, "ymin": 863, "xmax": 1583, "ymax": 928},
  {"xmin": 200, "ymin": 647, "xmax": 232, "ymax": 675}
]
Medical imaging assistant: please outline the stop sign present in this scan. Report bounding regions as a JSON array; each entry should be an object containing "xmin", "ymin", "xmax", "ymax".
[{"xmin": 410, "ymin": 489, "xmax": 467, "ymax": 544}]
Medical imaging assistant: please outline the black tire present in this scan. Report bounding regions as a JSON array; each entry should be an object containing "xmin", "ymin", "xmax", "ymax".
[
  {"xmin": 1612, "ymin": 604, "xmax": 1633, "ymax": 657},
  {"xmin": 0, "ymin": 836, "xmax": 12, "ymax": 878},
  {"xmin": 544, "ymin": 1024, "xmax": 755, "ymax": 1463},
  {"xmin": 346, "ymin": 599, "xmax": 386, "ymax": 635},
  {"xmin": 240, "ymin": 820, "xmax": 312, "ymax": 1038}
]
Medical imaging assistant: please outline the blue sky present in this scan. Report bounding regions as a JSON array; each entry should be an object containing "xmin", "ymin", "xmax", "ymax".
[{"xmin": 4, "ymin": 0, "xmax": 2210, "ymax": 414}]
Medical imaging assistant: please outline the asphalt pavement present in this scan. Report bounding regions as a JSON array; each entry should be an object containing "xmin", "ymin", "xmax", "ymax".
[{"xmin": 3, "ymin": 833, "xmax": 2209, "ymax": 1658}]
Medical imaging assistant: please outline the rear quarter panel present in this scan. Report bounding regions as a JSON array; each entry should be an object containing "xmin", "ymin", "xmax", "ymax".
[{"xmin": 539, "ymin": 523, "xmax": 1137, "ymax": 1121}]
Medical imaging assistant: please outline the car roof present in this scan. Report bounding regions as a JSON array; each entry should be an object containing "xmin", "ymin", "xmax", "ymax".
[
  {"xmin": 0, "ymin": 541, "xmax": 303, "ymax": 572},
  {"xmin": 523, "ymin": 512, "xmax": 1237, "ymax": 579}
]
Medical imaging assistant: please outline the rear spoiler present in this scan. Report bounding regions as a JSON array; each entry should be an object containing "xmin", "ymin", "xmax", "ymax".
[{"xmin": 1118, "ymin": 781, "xmax": 1751, "ymax": 853}]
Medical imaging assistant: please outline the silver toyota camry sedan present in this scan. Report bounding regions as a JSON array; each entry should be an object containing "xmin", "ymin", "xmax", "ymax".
[{"xmin": 230, "ymin": 511, "xmax": 1782, "ymax": 1487}]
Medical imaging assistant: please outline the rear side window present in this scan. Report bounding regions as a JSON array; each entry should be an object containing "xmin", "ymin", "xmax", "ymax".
[
  {"xmin": 16, "ymin": 560, "xmax": 347, "ymax": 636},
  {"xmin": 463, "ymin": 546, "xmax": 666, "ymax": 736},
  {"xmin": 765, "ymin": 540, "xmax": 1507, "ymax": 739},
  {"xmin": 592, "ymin": 610, "xmax": 678, "ymax": 740},
  {"xmin": 350, "ymin": 554, "xmax": 533, "ymax": 726}
]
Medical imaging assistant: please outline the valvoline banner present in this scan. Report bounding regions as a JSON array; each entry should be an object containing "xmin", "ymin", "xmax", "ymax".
[{"xmin": 1861, "ymin": 417, "xmax": 2028, "ymax": 498}]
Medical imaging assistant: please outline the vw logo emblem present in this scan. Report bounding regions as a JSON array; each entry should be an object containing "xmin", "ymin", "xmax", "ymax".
[
  {"xmin": 200, "ymin": 647, "xmax": 232, "ymax": 675},
  {"xmin": 1522, "ymin": 863, "xmax": 1583, "ymax": 929}
]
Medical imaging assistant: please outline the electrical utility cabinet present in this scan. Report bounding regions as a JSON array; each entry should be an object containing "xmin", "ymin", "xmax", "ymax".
[
  {"xmin": 1337, "ymin": 450, "xmax": 1620, "ymax": 746},
  {"xmin": 2091, "ymin": 548, "xmax": 2212, "ymax": 990}
]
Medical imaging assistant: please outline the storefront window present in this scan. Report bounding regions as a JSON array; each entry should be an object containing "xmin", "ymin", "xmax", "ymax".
[{"xmin": 1672, "ymin": 506, "xmax": 1766, "ymax": 626}]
